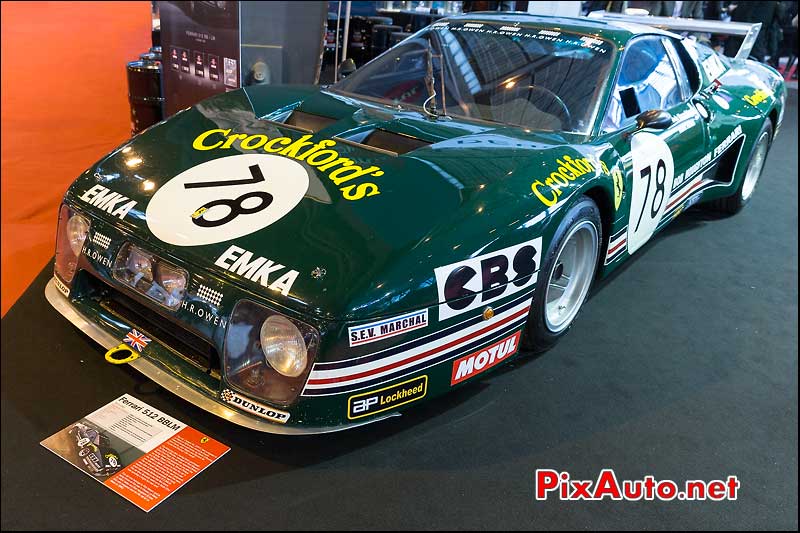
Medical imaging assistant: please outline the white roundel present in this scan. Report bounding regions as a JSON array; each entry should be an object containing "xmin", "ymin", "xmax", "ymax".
[
  {"xmin": 146, "ymin": 154, "xmax": 309, "ymax": 246},
  {"xmin": 627, "ymin": 132, "xmax": 675, "ymax": 255}
]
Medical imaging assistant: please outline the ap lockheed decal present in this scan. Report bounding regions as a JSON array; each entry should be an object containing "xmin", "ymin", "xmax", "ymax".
[{"xmin": 435, "ymin": 238, "xmax": 541, "ymax": 320}]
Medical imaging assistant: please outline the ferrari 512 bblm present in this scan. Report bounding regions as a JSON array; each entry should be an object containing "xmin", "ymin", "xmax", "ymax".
[{"xmin": 47, "ymin": 13, "xmax": 786, "ymax": 433}]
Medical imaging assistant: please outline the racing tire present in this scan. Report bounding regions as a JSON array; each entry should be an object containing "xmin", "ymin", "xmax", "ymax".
[
  {"xmin": 709, "ymin": 120, "xmax": 772, "ymax": 215},
  {"xmin": 521, "ymin": 196, "xmax": 602, "ymax": 352}
]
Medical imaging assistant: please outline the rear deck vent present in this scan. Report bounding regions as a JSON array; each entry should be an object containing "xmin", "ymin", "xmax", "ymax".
[
  {"xmin": 285, "ymin": 110, "xmax": 337, "ymax": 132},
  {"xmin": 339, "ymin": 129, "xmax": 431, "ymax": 156}
]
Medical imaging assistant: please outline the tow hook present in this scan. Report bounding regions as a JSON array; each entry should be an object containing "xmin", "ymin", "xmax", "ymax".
[{"xmin": 104, "ymin": 344, "xmax": 139, "ymax": 365}]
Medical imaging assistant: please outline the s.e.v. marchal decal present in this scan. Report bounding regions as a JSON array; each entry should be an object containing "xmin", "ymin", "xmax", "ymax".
[{"xmin": 348, "ymin": 309, "xmax": 428, "ymax": 347}]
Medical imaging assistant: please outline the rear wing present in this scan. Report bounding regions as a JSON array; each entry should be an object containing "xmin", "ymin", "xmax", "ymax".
[{"xmin": 587, "ymin": 11, "xmax": 761, "ymax": 61}]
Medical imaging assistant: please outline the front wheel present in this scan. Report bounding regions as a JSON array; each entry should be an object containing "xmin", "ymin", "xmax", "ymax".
[{"xmin": 522, "ymin": 196, "xmax": 602, "ymax": 352}]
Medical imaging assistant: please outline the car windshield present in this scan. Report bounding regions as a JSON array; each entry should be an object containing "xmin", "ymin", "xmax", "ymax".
[{"xmin": 331, "ymin": 20, "xmax": 615, "ymax": 134}]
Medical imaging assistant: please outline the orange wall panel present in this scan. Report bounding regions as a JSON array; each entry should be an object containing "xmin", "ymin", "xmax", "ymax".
[{"xmin": 1, "ymin": 1, "xmax": 152, "ymax": 315}]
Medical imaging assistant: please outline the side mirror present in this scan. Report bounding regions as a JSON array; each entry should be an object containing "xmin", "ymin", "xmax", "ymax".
[
  {"xmin": 338, "ymin": 58, "xmax": 357, "ymax": 79},
  {"xmin": 635, "ymin": 109, "xmax": 672, "ymax": 130}
]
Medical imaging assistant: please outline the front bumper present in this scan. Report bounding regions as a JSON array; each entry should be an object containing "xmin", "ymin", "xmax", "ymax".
[{"xmin": 45, "ymin": 278, "xmax": 393, "ymax": 435}]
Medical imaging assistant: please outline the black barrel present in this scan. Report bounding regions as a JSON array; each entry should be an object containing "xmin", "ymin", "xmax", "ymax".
[{"xmin": 126, "ymin": 60, "xmax": 163, "ymax": 135}]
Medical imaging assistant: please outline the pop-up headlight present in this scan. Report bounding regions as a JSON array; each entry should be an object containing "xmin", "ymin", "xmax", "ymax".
[
  {"xmin": 225, "ymin": 300, "xmax": 319, "ymax": 406},
  {"xmin": 112, "ymin": 243, "xmax": 187, "ymax": 310}
]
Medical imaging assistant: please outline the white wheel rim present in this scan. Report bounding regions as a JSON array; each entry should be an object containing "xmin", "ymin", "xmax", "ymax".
[
  {"xmin": 741, "ymin": 131, "xmax": 769, "ymax": 201},
  {"xmin": 544, "ymin": 220, "xmax": 599, "ymax": 333}
]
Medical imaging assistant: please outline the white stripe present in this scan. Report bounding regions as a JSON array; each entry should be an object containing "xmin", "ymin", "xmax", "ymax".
[{"xmin": 305, "ymin": 299, "xmax": 533, "ymax": 388}]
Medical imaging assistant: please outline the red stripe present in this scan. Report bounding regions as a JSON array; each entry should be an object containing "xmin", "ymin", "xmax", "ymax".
[
  {"xmin": 607, "ymin": 237, "xmax": 627, "ymax": 256},
  {"xmin": 667, "ymin": 179, "xmax": 704, "ymax": 209},
  {"xmin": 308, "ymin": 306, "xmax": 531, "ymax": 385}
]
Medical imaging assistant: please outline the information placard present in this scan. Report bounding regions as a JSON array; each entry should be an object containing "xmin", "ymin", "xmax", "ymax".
[{"xmin": 41, "ymin": 394, "xmax": 229, "ymax": 512}]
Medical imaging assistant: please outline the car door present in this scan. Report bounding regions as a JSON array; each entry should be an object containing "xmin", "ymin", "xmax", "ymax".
[{"xmin": 601, "ymin": 35, "xmax": 710, "ymax": 255}]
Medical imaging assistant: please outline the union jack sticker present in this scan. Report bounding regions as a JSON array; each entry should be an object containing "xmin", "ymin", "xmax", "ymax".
[{"xmin": 123, "ymin": 329, "xmax": 151, "ymax": 352}]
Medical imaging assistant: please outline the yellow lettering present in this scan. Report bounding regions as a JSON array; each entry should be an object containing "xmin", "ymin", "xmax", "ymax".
[
  {"xmin": 531, "ymin": 181, "xmax": 558, "ymax": 206},
  {"xmin": 241, "ymin": 134, "xmax": 268, "ymax": 150},
  {"xmin": 192, "ymin": 129, "xmax": 230, "ymax": 150},
  {"xmin": 306, "ymin": 149, "xmax": 339, "ymax": 166},
  {"xmin": 263, "ymin": 137, "xmax": 291, "ymax": 153},
  {"xmin": 342, "ymin": 182, "xmax": 380, "ymax": 200},
  {"xmin": 221, "ymin": 133, "xmax": 248, "ymax": 149},
  {"xmin": 317, "ymin": 157, "xmax": 353, "ymax": 172}
]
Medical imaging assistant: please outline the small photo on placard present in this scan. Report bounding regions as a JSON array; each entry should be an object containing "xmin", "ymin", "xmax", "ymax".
[
  {"xmin": 194, "ymin": 51, "xmax": 205, "ymax": 78},
  {"xmin": 208, "ymin": 54, "xmax": 220, "ymax": 82},
  {"xmin": 180, "ymin": 48, "xmax": 190, "ymax": 73},
  {"xmin": 224, "ymin": 57, "xmax": 238, "ymax": 87},
  {"xmin": 170, "ymin": 47, "xmax": 180, "ymax": 71}
]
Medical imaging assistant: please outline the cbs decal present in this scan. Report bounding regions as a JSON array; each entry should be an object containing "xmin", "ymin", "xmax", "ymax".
[{"xmin": 434, "ymin": 237, "xmax": 542, "ymax": 320}]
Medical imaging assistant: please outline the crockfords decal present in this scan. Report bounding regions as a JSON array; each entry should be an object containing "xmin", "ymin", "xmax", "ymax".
[
  {"xmin": 348, "ymin": 309, "xmax": 428, "ymax": 347},
  {"xmin": 434, "ymin": 238, "xmax": 541, "ymax": 320},
  {"xmin": 214, "ymin": 245, "xmax": 298, "ymax": 296},
  {"xmin": 78, "ymin": 185, "xmax": 137, "ymax": 220},
  {"xmin": 347, "ymin": 375, "xmax": 427, "ymax": 420},
  {"xmin": 220, "ymin": 389, "xmax": 290, "ymax": 423},
  {"xmin": 192, "ymin": 129, "xmax": 384, "ymax": 201},
  {"xmin": 450, "ymin": 331, "xmax": 521, "ymax": 385},
  {"xmin": 530, "ymin": 155, "xmax": 609, "ymax": 207}
]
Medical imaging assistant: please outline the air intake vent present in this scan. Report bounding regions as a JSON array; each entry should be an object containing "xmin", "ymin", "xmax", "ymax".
[
  {"xmin": 337, "ymin": 129, "xmax": 431, "ymax": 156},
  {"xmin": 285, "ymin": 110, "xmax": 336, "ymax": 132}
]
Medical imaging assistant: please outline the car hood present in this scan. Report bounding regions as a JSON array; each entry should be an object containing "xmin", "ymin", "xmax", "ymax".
[{"xmin": 67, "ymin": 86, "xmax": 577, "ymax": 321}]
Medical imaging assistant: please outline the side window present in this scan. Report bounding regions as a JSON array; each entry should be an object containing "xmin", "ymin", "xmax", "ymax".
[
  {"xmin": 602, "ymin": 37, "xmax": 683, "ymax": 132},
  {"xmin": 663, "ymin": 38, "xmax": 691, "ymax": 99}
]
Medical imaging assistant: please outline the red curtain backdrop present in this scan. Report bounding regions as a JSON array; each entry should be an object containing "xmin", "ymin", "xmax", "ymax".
[{"xmin": 1, "ymin": 1, "xmax": 151, "ymax": 315}]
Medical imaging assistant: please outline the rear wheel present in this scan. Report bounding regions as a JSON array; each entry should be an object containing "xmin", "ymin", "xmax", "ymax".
[
  {"xmin": 522, "ymin": 196, "xmax": 602, "ymax": 352},
  {"xmin": 710, "ymin": 120, "xmax": 772, "ymax": 214}
]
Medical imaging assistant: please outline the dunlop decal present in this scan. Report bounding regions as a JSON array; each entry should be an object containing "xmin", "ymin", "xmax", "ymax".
[{"xmin": 220, "ymin": 389, "xmax": 290, "ymax": 424}]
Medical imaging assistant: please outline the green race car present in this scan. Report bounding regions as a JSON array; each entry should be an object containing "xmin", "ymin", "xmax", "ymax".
[{"xmin": 47, "ymin": 13, "xmax": 786, "ymax": 434}]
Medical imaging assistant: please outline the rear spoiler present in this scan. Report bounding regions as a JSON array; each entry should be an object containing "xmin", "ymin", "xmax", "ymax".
[{"xmin": 587, "ymin": 11, "xmax": 761, "ymax": 61}]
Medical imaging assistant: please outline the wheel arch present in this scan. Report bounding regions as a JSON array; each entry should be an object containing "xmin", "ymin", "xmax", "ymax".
[
  {"xmin": 582, "ymin": 185, "xmax": 614, "ymax": 274},
  {"xmin": 767, "ymin": 107, "xmax": 779, "ymax": 139}
]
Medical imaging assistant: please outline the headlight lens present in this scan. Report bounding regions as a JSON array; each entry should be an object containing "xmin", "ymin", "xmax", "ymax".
[
  {"xmin": 66, "ymin": 214, "xmax": 90, "ymax": 256},
  {"xmin": 55, "ymin": 205, "xmax": 90, "ymax": 283},
  {"xmin": 224, "ymin": 300, "xmax": 319, "ymax": 407},
  {"xmin": 260, "ymin": 315, "xmax": 307, "ymax": 377},
  {"xmin": 112, "ymin": 243, "xmax": 187, "ymax": 309}
]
